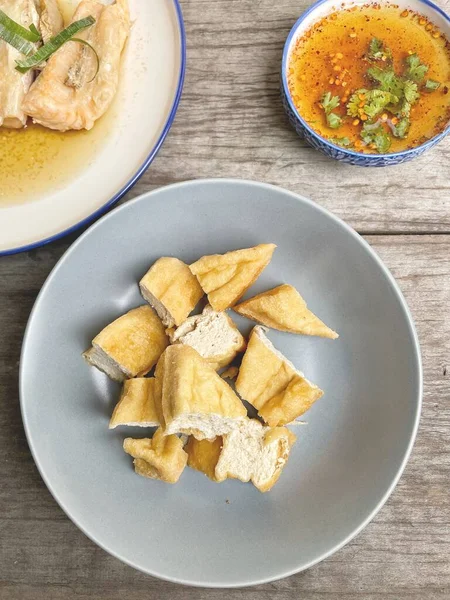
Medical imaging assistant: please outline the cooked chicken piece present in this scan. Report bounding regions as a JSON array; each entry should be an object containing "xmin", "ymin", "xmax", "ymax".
[
  {"xmin": 0, "ymin": 0, "xmax": 39, "ymax": 128},
  {"xmin": 22, "ymin": 0, "xmax": 130, "ymax": 131},
  {"xmin": 36, "ymin": 0, "xmax": 64, "ymax": 43}
]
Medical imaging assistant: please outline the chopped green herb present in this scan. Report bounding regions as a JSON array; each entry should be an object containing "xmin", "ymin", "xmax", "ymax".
[
  {"xmin": 424, "ymin": 79, "xmax": 441, "ymax": 91},
  {"xmin": 321, "ymin": 92, "xmax": 340, "ymax": 113},
  {"xmin": 320, "ymin": 91, "xmax": 342, "ymax": 129},
  {"xmin": 0, "ymin": 8, "xmax": 41, "ymax": 43},
  {"xmin": 397, "ymin": 99, "xmax": 411, "ymax": 118},
  {"xmin": 368, "ymin": 37, "xmax": 392, "ymax": 62},
  {"xmin": 367, "ymin": 66, "xmax": 404, "ymax": 98},
  {"xmin": 403, "ymin": 79, "xmax": 420, "ymax": 104},
  {"xmin": 326, "ymin": 112, "xmax": 342, "ymax": 129},
  {"xmin": 391, "ymin": 117, "xmax": 410, "ymax": 138},
  {"xmin": 346, "ymin": 89, "xmax": 368, "ymax": 117},
  {"xmin": 404, "ymin": 53, "xmax": 428, "ymax": 82},
  {"xmin": 15, "ymin": 16, "xmax": 96, "ymax": 73},
  {"xmin": 328, "ymin": 136, "xmax": 352, "ymax": 147},
  {"xmin": 361, "ymin": 122, "xmax": 391, "ymax": 153},
  {"xmin": 364, "ymin": 90, "xmax": 399, "ymax": 120},
  {"xmin": 347, "ymin": 89, "xmax": 398, "ymax": 120}
]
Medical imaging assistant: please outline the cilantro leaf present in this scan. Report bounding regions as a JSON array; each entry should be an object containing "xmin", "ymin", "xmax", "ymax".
[
  {"xmin": 397, "ymin": 99, "xmax": 411, "ymax": 118},
  {"xmin": 403, "ymin": 79, "xmax": 420, "ymax": 104},
  {"xmin": 321, "ymin": 91, "xmax": 340, "ymax": 113},
  {"xmin": 391, "ymin": 117, "xmax": 410, "ymax": 138},
  {"xmin": 361, "ymin": 122, "xmax": 391, "ymax": 153},
  {"xmin": 364, "ymin": 90, "xmax": 399, "ymax": 120},
  {"xmin": 424, "ymin": 79, "xmax": 441, "ymax": 91},
  {"xmin": 404, "ymin": 53, "xmax": 428, "ymax": 82},
  {"xmin": 328, "ymin": 136, "xmax": 352, "ymax": 147},
  {"xmin": 367, "ymin": 66, "xmax": 404, "ymax": 97},
  {"xmin": 347, "ymin": 89, "xmax": 398, "ymax": 120},
  {"xmin": 326, "ymin": 112, "xmax": 342, "ymax": 129},
  {"xmin": 346, "ymin": 89, "xmax": 368, "ymax": 117},
  {"xmin": 368, "ymin": 38, "xmax": 392, "ymax": 62}
]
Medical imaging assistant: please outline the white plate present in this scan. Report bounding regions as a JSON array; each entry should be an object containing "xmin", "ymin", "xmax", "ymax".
[{"xmin": 0, "ymin": 0, "xmax": 185, "ymax": 255}]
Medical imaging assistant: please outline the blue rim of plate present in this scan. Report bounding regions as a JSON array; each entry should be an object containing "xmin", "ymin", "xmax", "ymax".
[
  {"xmin": 1, "ymin": 0, "xmax": 187, "ymax": 257},
  {"xmin": 281, "ymin": 0, "xmax": 450, "ymax": 160},
  {"xmin": 20, "ymin": 178, "xmax": 423, "ymax": 587}
]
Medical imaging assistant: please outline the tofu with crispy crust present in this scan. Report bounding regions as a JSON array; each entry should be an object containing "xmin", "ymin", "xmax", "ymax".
[
  {"xmin": 123, "ymin": 428, "xmax": 188, "ymax": 484},
  {"xmin": 190, "ymin": 244, "xmax": 276, "ymax": 311},
  {"xmin": 169, "ymin": 305, "xmax": 246, "ymax": 370},
  {"xmin": 235, "ymin": 327, "xmax": 323, "ymax": 426},
  {"xmin": 109, "ymin": 378, "xmax": 160, "ymax": 429},
  {"xmin": 83, "ymin": 306, "xmax": 168, "ymax": 382},
  {"xmin": 155, "ymin": 345, "xmax": 247, "ymax": 440},
  {"xmin": 140, "ymin": 257, "xmax": 204, "ymax": 328},
  {"xmin": 234, "ymin": 284, "xmax": 338, "ymax": 339},
  {"xmin": 186, "ymin": 419, "xmax": 296, "ymax": 492}
]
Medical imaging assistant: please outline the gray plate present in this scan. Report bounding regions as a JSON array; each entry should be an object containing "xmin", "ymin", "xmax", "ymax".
[{"xmin": 20, "ymin": 179, "xmax": 422, "ymax": 587}]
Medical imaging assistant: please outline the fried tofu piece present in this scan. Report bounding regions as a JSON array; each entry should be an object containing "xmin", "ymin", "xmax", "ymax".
[
  {"xmin": 221, "ymin": 366, "xmax": 239, "ymax": 381},
  {"xmin": 235, "ymin": 327, "xmax": 323, "ymax": 427},
  {"xmin": 155, "ymin": 345, "xmax": 247, "ymax": 440},
  {"xmin": 123, "ymin": 428, "xmax": 187, "ymax": 484},
  {"xmin": 139, "ymin": 257, "xmax": 204, "ymax": 328},
  {"xmin": 83, "ymin": 306, "xmax": 168, "ymax": 382},
  {"xmin": 109, "ymin": 378, "xmax": 160, "ymax": 429},
  {"xmin": 186, "ymin": 419, "xmax": 296, "ymax": 492},
  {"xmin": 190, "ymin": 244, "xmax": 276, "ymax": 311},
  {"xmin": 169, "ymin": 305, "xmax": 246, "ymax": 370},
  {"xmin": 185, "ymin": 436, "xmax": 223, "ymax": 481},
  {"xmin": 234, "ymin": 284, "xmax": 338, "ymax": 339}
]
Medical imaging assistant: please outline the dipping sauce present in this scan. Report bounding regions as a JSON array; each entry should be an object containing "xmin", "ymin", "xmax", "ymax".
[{"xmin": 287, "ymin": 4, "xmax": 450, "ymax": 153}]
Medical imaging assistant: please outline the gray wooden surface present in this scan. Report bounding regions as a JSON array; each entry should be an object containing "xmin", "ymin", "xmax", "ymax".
[{"xmin": 1, "ymin": 0, "xmax": 449, "ymax": 598}]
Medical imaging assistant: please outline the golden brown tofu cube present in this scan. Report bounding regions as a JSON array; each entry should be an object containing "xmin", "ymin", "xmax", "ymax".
[
  {"xmin": 190, "ymin": 244, "xmax": 276, "ymax": 311},
  {"xmin": 123, "ymin": 428, "xmax": 188, "ymax": 484}
]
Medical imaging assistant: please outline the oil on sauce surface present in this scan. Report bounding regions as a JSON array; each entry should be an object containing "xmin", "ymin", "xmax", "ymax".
[
  {"xmin": 0, "ymin": 0, "xmax": 113, "ymax": 207},
  {"xmin": 288, "ymin": 4, "xmax": 450, "ymax": 153}
]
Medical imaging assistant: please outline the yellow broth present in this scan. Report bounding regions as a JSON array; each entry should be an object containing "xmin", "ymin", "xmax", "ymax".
[{"xmin": 287, "ymin": 4, "xmax": 450, "ymax": 153}]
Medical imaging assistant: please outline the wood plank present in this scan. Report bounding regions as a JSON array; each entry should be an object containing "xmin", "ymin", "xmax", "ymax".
[
  {"xmin": 120, "ymin": 0, "xmax": 450, "ymax": 234},
  {"xmin": 0, "ymin": 234, "xmax": 449, "ymax": 598}
]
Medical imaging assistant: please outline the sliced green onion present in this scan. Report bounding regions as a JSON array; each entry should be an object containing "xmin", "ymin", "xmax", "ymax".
[
  {"xmin": 28, "ymin": 23, "xmax": 41, "ymax": 40},
  {"xmin": 15, "ymin": 16, "xmax": 95, "ymax": 74},
  {"xmin": 70, "ymin": 38, "xmax": 100, "ymax": 83},
  {"xmin": 424, "ymin": 79, "xmax": 441, "ymax": 92},
  {"xmin": 0, "ymin": 22, "xmax": 34, "ymax": 56},
  {"xmin": 0, "ymin": 8, "xmax": 41, "ymax": 42}
]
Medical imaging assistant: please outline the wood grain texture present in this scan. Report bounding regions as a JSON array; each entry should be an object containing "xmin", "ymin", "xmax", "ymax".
[
  {"xmin": 1, "ymin": 0, "xmax": 450, "ymax": 596},
  {"xmin": 121, "ymin": 0, "xmax": 450, "ymax": 234},
  {"xmin": 0, "ymin": 235, "xmax": 449, "ymax": 599}
]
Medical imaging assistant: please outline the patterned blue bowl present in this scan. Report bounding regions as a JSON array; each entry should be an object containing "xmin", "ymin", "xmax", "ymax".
[{"xmin": 281, "ymin": 0, "xmax": 450, "ymax": 166}]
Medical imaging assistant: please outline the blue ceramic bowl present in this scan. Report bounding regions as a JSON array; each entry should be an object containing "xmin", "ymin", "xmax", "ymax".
[{"xmin": 281, "ymin": 0, "xmax": 450, "ymax": 166}]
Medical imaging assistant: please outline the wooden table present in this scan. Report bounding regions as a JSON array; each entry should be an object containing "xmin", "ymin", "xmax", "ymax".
[{"xmin": 1, "ymin": 1, "xmax": 449, "ymax": 598}]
